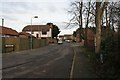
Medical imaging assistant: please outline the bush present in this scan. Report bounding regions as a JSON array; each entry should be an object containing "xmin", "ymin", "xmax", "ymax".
[{"xmin": 100, "ymin": 35, "xmax": 120, "ymax": 78}]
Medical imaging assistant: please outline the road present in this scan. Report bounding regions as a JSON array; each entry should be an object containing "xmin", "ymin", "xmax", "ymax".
[
  {"xmin": 2, "ymin": 43, "xmax": 98, "ymax": 79},
  {"xmin": 2, "ymin": 43, "xmax": 74, "ymax": 78}
]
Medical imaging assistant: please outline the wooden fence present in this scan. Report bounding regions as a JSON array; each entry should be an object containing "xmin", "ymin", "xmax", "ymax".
[{"xmin": 1, "ymin": 37, "xmax": 48, "ymax": 53}]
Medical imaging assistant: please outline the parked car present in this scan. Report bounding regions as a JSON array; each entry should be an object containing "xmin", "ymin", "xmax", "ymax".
[
  {"xmin": 65, "ymin": 40, "xmax": 70, "ymax": 43},
  {"xmin": 58, "ymin": 39, "xmax": 63, "ymax": 44}
]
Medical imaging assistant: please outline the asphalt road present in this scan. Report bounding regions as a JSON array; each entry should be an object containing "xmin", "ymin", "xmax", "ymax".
[{"xmin": 2, "ymin": 43, "xmax": 74, "ymax": 78}]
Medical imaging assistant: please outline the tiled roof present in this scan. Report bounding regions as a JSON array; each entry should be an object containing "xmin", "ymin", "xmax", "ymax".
[
  {"xmin": 59, "ymin": 35, "xmax": 64, "ymax": 37},
  {"xmin": 19, "ymin": 32, "xmax": 35, "ymax": 38},
  {"xmin": 0, "ymin": 26, "xmax": 18, "ymax": 36},
  {"xmin": 22, "ymin": 25, "xmax": 51, "ymax": 32},
  {"xmin": 64, "ymin": 34, "xmax": 73, "ymax": 36},
  {"xmin": 19, "ymin": 32, "xmax": 31, "ymax": 37}
]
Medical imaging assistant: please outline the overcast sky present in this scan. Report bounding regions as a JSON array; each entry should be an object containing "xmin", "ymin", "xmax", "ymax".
[
  {"xmin": 0, "ymin": 0, "xmax": 118, "ymax": 35},
  {"xmin": 0, "ymin": 0, "xmax": 79, "ymax": 35}
]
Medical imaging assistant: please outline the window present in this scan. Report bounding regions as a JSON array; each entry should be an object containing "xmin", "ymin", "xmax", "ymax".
[
  {"xmin": 36, "ymin": 34, "xmax": 39, "ymax": 38},
  {"xmin": 31, "ymin": 31, "xmax": 34, "ymax": 34},
  {"xmin": 42, "ymin": 31, "xmax": 47, "ymax": 35}
]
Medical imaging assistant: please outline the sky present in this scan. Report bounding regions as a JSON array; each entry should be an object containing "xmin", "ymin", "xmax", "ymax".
[
  {"xmin": 0, "ymin": 0, "xmax": 78, "ymax": 35},
  {"xmin": 0, "ymin": 0, "xmax": 119, "ymax": 35}
]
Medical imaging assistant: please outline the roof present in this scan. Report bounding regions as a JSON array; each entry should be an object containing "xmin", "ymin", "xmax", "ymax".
[
  {"xmin": 22, "ymin": 25, "xmax": 52, "ymax": 32},
  {"xmin": 0, "ymin": 26, "xmax": 18, "ymax": 36},
  {"xmin": 64, "ymin": 34, "xmax": 73, "ymax": 36},
  {"xmin": 76, "ymin": 28, "xmax": 85, "ymax": 33},
  {"xmin": 19, "ymin": 32, "xmax": 31, "ymax": 37},
  {"xmin": 59, "ymin": 35, "xmax": 64, "ymax": 37},
  {"xmin": 19, "ymin": 32, "xmax": 35, "ymax": 38}
]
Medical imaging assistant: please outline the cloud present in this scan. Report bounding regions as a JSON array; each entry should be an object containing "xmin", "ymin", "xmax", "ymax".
[
  {"xmin": 1, "ymin": 2, "xmax": 43, "ymax": 14},
  {"xmin": 47, "ymin": 5, "xmax": 57, "ymax": 13},
  {"xmin": 0, "ymin": 0, "xmax": 71, "ymax": 33},
  {"xmin": 1, "ymin": 14, "xmax": 18, "ymax": 21},
  {"xmin": 1, "ymin": 0, "xmax": 70, "ymax": 2}
]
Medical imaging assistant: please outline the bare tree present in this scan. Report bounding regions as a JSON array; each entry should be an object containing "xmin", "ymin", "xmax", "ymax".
[
  {"xmin": 109, "ymin": 2, "xmax": 120, "ymax": 32},
  {"xmin": 101, "ymin": 2, "xmax": 120, "ymax": 37},
  {"xmin": 67, "ymin": 0, "xmax": 83, "ymax": 42},
  {"xmin": 84, "ymin": 0, "xmax": 92, "ymax": 46}
]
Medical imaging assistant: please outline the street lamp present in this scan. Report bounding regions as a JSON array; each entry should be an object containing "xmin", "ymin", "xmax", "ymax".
[
  {"xmin": 30, "ymin": 16, "xmax": 38, "ymax": 49},
  {"xmin": 2, "ymin": 18, "xmax": 4, "ymax": 27}
]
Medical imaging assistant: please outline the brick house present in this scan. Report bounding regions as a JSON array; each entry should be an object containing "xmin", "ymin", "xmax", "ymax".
[
  {"xmin": 75, "ymin": 28, "xmax": 84, "ymax": 43},
  {"xmin": 0, "ymin": 26, "xmax": 18, "ymax": 37},
  {"xmin": 76, "ymin": 29, "xmax": 80, "ymax": 43},
  {"xmin": 84, "ymin": 27, "xmax": 95, "ymax": 47},
  {"xmin": 22, "ymin": 24, "xmax": 53, "ymax": 43},
  {"xmin": 75, "ymin": 27, "xmax": 95, "ymax": 47}
]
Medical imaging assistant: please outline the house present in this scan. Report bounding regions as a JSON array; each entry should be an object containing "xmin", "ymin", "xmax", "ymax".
[
  {"xmin": 75, "ymin": 27, "xmax": 95, "ymax": 47},
  {"xmin": 75, "ymin": 28, "xmax": 83, "ymax": 42},
  {"xmin": 22, "ymin": 24, "xmax": 53, "ymax": 43},
  {"xmin": 19, "ymin": 32, "xmax": 35, "ymax": 38},
  {"xmin": 84, "ymin": 27, "xmax": 95, "ymax": 47},
  {"xmin": 64, "ymin": 34, "xmax": 73, "ymax": 41},
  {"xmin": 0, "ymin": 26, "xmax": 18, "ymax": 37}
]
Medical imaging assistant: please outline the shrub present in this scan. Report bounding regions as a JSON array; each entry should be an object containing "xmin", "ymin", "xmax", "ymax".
[{"xmin": 100, "ymin": 34, "xmax": 120, "ymax": 78}]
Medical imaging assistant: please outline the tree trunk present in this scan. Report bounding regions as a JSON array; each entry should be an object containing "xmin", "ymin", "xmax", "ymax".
[
  {"xmin": 95, "ymin": 2, "xmax": 102, "ymax": 54},
  {"xmin": 95, "ymin": 8, "xmax": 101, "ymax": 54},
  {"xmin": 79, "ymin": 1, "xmax": 83, "ymax": 42},
  {"xmin": 95, "ymin": 1, "xmax": 108, "ymax": 54}
]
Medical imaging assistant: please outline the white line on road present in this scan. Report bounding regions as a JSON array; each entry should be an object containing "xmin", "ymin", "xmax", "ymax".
[{"xmin": 70, "ymin": 46, "xmax": 77, "ymax": 80}]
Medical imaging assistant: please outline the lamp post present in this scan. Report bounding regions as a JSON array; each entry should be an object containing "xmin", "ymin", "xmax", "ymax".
[
  {"xmin": 30, "ymin": 16, "xmax": 38, "ymax": 49},
  {"xmin": 2, "ymin": 18, "xmax": 4, "ymax": 27}
]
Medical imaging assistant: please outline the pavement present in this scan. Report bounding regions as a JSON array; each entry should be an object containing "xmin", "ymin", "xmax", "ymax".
[{"xmin": 72, "ymin": 45, "xmax": 98, "ymax": 78}]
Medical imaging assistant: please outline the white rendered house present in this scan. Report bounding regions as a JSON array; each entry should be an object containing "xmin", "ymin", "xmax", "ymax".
[{"xmin": 22, "ymin": 24, "xmax": 52, "ymax": 39}]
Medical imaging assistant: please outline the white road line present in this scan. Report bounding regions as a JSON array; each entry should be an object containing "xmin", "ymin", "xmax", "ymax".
[{"xmin": 70, "ymin": 46, "xmax": 77, "ymax": 80}]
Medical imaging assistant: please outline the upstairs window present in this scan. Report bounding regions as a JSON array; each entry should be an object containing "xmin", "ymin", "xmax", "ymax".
[
  {"xmin": 36, "ymin": 34, "xmax": 39, "ymax": 38},
  {"xmin": 42, "ymin": 31, "xmax": 47, "ymax": 35}
]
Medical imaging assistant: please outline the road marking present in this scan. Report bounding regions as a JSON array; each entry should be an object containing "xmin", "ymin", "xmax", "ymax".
[
  {"xmin": 70, "ymin": 46, "xmax": 77, "ymax": 80},
  {"xmin": 2, "ymin": 61, "xmax": 32, "ymax": 70}
]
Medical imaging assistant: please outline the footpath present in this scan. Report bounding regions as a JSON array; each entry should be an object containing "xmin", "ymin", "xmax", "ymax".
[{"xmin": 72, "ymin": 44, "xmax": 98, "ymax": 78}]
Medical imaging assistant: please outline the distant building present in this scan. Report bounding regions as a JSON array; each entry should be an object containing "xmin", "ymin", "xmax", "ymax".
[
  {"xmin": 59, "ymin": 35, "xmax": 64, "ymax": 40},
  {"xmin": 0, "ymin": 26, "xmax": 18, "ymax": 37},
  {"xmin": 75, "ymin": 27, "xmax": 95, "ymax": 47},
  {"xmin": 64, "ymin": 34, "xmax": 73, "ymax": 41},
  {"xmin": 76, "ymin": 28, "xmax": 83, "ymax": 42}
]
